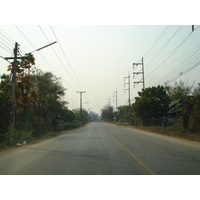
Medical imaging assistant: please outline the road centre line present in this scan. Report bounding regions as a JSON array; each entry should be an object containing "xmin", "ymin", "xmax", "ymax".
[{"xmin": 104, "ymin": 127, "xmax": 156, "ymax": 175}]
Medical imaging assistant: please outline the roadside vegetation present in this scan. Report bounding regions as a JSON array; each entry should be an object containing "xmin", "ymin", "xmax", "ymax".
[
  {"xmin": 0, "ymin": 54, "xmax": 100, "ymax": 150},
  {"xmin": 101, "ymin": 81, "xmax": 200, "ymax": 142}
]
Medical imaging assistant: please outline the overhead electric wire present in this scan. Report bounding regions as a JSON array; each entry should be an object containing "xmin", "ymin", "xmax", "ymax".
[
  {"xmin": 143, "ymin": 25, "xmax": 170, "ymax": 58},
  {"xmin": 14, "ymin": 25, "xmax": 80, "ymax": 108},
  {"xmin": 165, "ymin": 58, "xmax": 200, "ymax": 84},
  {"xmin": 15, "ymin": 25, "xmax": 79, "ymax": 92},
  {"xmin": 151, "ymin": 27, "xmax": 200, "ymax": 86},
  {"xmin": 0, "ymin": 54, "xmax": 11, "ymax": 63},
  {"xmin": 156, "ymin": 44, "xmax": 200, "ymax": 85},
  {"xmin": 167, "ymin": 60, "xmax": 200, "ymax": 83},
  {"xmin": 145, "ymin": 27, "xmax": 195, "ymax": 80},
  {"xmin": 50, "ymin": 25, "xmax": 85, "ymax": 91},
  {"xmin": 0, "ymin": 40, "xmax": 13, "ymax": 52},
  {"xmin": 49, "ymin": 25, "xmax": 91, "ymax": 109},
  {"xmin": 145, "ymin": 25, "xmax": 182, "ymax": 70},
  {"xmin": 0, "ymin": 29, "xmax": 15, "ymax": 44},
  {"xmin": 0, "ymin": 44, "xmax": 12, "ymax": 54},
  {"xmin": 38, "ymin": 25, "xmax": 82, "ymax": 91},
  {"xmin": 0, "ymin": 34, "xmax": 14, "ymax": 50}
]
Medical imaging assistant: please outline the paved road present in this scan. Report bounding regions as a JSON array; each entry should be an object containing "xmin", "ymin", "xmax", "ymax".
[{"xmin": 0, "ymin": 122, "xmax": 200, "ymax": 175}]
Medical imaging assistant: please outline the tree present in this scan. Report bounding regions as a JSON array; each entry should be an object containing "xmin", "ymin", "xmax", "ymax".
[
  {"xmin": 0, "ymin": 74, "xmax": 11, "ymax": 142},
  {"xmin": 101, "ymin": 105, "xmax": 114, "ymax": 121},
  {"xmin": 165, "ymin": 81, "xmax": 194, "ymax": 129},
  {"xmin": 60, "ymin": 109, "xmax": 75, "ymax": 122},
  {"xmin": 31, "ymin": 70, "xmax": 67, "ymax": 135},
  {"xmin": 7, "ymin": 53, "xmax": 37, "ymax": 132},
  {"xmin": 133, "ymin": 85, "xmax": 171, "ymax": 126},
  {"xmin": 89, "ymin": 111, "xmax": 101, "ymax": 122},
  {"xmin": 165, "ymin": 81, "xmax": 193, "ymax": 101}
]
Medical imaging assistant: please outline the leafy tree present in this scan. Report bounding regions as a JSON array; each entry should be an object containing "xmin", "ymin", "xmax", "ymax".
[
  {"xmin": 165, "ymin": 81, "xmax": 194, "ymax": 129},
  {"xmin": 0, "ymin": 74, "xmax": 11, "ymax": 142},
  {"xmin": 73, "ymin": 108, "xmax": 89, "ymax": 125},
  {"xmin": 89, "ymin": 111, "xmax": 101, "ymax": 122},
  {"xmin": 165, "ymin": 81, "xmax": 193, "ymax": 101},
  {"xmin": 133, "ymin": 85, "xmax": 171, "ymax": 125},
  {"xmin": 31, "ymin": 70, "xmax": 66, "ymax": 135},
  {"xmin": 115, "ymin": 105, "xmax": 133, "ymax": 124},
  {"xmin": 60, "ymin": 108, "xmax": 75, "ymax": 122},
  {"xmin": 7, "ymin": 53, "xmax": 37, "ymax": 132},
  {"xmin": 101, "ymin": 105, "xmax": 114, "ymax": 121}
]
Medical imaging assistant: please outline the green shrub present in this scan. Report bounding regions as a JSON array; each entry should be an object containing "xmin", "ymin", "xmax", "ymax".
[
  {"xmin": 57, "ymin": 122, "xmax": 73, "ymax": 131},
  {"xmin": 14, "ymin": 130, "xmax": 34, "ymax": 144},
  {"xmin": 42, "ymin": 131, "xmax": 57, "ymax": 138}
]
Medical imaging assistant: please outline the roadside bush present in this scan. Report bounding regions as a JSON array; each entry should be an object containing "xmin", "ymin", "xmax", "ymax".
[
  {"xmin": 41, "ymin": 131, "xmax": 57, "ymax": 138},
  {"xmin": 14, "ymin": 130, "xmax": 34, "ymax": 144},
  {"xmin": 189, "ymin": 110, "xmax": 200, "ymax": 132},
  {"xmin": 57, "ymin": 122, "xmax": 72, "ymax": 131}
]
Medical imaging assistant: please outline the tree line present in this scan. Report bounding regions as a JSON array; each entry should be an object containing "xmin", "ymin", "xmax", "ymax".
[
  {"xmin": 0, "ymin": 54, "xmax": 99, "ymax": 146},
  {"xmin": 101, "ymin": 81, "xmax": 200, "ymax": 132}
]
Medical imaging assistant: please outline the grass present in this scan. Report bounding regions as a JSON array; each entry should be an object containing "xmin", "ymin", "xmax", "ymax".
[
  {"xmin": 113, "ymin": 122, "xmax": 200, "ymax": 142},
  {"xmin": 0, "ymin": 124, "xmax": 86, "ymax": 153}
]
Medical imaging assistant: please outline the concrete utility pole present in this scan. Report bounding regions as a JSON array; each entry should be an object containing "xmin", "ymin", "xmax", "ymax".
[
  {"xmin": 124, "ymin": 72, "xmax": 132, "ymax": 125},
  {"xmin": 133, "ymin": 57, "xmax": 145, "ymax": 90},
  {"xmin": 77, "ymin": 91, "xmax": 86, "ymax": 125},
  {"xmin": 113, "ymin": 89, "xmax": 117, "ymax": 111},
  {"xmin": 124, "ymin": 72, "xmax": 131, "ymax": 107},
  {"xmin": 4, "ymin": 43, "xmax": 27, "ymax": 145},
  {"xmin": 107, "ymin": 97, "xmax": 111, "ymax": 106}
]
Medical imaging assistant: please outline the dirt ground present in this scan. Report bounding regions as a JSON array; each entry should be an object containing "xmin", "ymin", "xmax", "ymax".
[{"xmin": 115, "ymin": 123, "xmax": 200, "ymax": 143}]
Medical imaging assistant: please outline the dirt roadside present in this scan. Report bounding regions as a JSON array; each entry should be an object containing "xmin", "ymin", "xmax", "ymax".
[{"xmin": 112, "ymin": 123, "xmax": 200, "ymax": 144}]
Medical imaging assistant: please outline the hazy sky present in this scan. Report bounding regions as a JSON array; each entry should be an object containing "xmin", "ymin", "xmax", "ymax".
[{"xmin": 0, "ymin": 25, "xmax": 200, "ymax": 114}]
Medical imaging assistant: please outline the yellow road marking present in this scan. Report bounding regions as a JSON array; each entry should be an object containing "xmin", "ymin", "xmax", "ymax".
[{"xmin": 107, "ymin": 131, "xmax": 156, "ymax": 175}]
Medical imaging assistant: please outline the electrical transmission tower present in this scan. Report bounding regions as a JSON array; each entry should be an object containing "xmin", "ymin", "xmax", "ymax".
[
  {"xmin": 77, "ymin": 91, "xmax": 86, "ymax": 125},
  {"xmin": 133, "ymin": 57, "xmax": 145, "ymax": 90}
]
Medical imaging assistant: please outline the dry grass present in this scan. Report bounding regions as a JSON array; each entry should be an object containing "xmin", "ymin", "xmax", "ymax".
[{"xmin": 115, "ymin": 123, "xmax": 200, "ymax": 143}]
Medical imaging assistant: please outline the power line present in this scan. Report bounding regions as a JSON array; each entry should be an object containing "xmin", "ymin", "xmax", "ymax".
[
  {"xmin": 0, "ymin": 29, "xmax": 15, "ymax": 44},
  {"xmin": 157, "ymin": 45, "xmax": 200, "ymax": 85},
  {"xmin": 145, "ymin": 27, "xmax": 194, "ymax": 80},
  {"xmin": 166, "ymin": 60, "xmax": 200, "ymax": 83},
  {"xmin": 0, "ymin": 45, "xmax": 12, "ymax": 54},
  {"xmin": 50, "ymin": 25, "xmax": 85, "ymax": 91},
  {"xmin": 0, "ymin": 32, "xmax": 14, "ymax": 50},
  {"xmin": 38, "ymin": 26, "xmax": 82, "ymax": 91},
  {"xmin": 15, "ymin": 25, "xmax": 79, "ymax": 91},
  {"xmin": 143, "ymin": 25, "xmax": 169, "ymax": 58},
  {"xmin": 15, "ymin": 26, "xmax": 80, "ymax": 107},
  {"xmin": 145, "ymin": 25, "xmax": 182, "ymax": 70}
]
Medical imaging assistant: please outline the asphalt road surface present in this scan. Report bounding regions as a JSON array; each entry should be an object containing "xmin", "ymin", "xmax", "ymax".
[{"xmin": 0, "ymin": 122, "xmax": 200, "ymax": 175}]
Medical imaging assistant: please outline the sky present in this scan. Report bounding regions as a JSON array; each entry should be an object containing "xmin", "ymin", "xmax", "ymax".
[{"xmin": 1, "ymin": 25, "xmax": 199, "ymax": 115}]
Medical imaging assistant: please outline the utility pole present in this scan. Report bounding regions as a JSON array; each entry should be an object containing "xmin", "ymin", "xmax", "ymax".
[
  {"xmin": 133, "ymin": 57, "xmax": 145, "ymax": 90},
  {"xmin": 77, "ymin": 91, "xmax": 86, "ymax": 125},
  {"xmin": 4, "ymin": 43, "xmax": 27, "ymax": 145},
  {"xmin": 107, "ymin": 97, "xmax": 111, "ymax": 107},
  {"xmin": 124, "ymin": 72, "xmax": 132, "ymax": 125},
  {"xmin": 113, "ymin": 89, "xmax": 117, "ymax": 111},
  {"xmin": 124, "ymin": 72, "xmax": 130, "ymax": 107}
]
